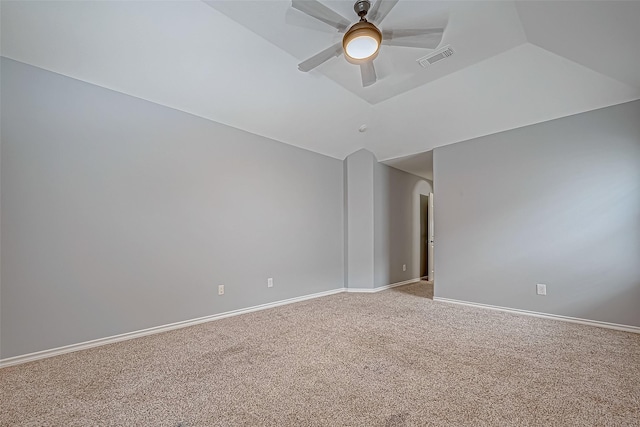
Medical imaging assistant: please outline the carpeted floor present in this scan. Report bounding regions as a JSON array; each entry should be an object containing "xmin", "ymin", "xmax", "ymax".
[{"xmin": 1, "ymin": 281, "xmax": 639, "ymax": 426}]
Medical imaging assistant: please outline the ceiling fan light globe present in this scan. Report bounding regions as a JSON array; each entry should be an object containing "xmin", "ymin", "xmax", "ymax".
[
  {"xmin": 342, "ymin": 21, "xmax": 382, "ymax": 62},
  {"xmin": 346, "ymin": 36, "xmax": 378, "ymax": 59}
]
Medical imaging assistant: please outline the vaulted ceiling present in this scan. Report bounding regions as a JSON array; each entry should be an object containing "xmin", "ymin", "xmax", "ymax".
[{"xmin": 2, "ymin": 1, "xmax": 639, "ymax": 165}]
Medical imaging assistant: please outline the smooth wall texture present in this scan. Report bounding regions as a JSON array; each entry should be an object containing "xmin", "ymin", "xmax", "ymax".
[
  {"xmin": 434, "ymin": 99, "xmax": 640, "ymax": 327},
  {"xmin": 0, "ymin": 48, "xmax": 3, "ymax": 359},
  {"xmin": 1, "ymin": 58, "xmax": 344, "ymax": 358},
  {"xmin": 345, "ymin": 149, "xmax": 375, "ymax": 289},
  {"xmin": 374, "ymin": 163, "xmax": 432, "ymax": 287}
]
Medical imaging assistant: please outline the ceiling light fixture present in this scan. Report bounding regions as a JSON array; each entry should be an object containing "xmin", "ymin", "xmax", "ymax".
[
  {"xmin": 294, "ymin": 0, "xmax": 446, "ymax": 87},
  {"xmin": 343, "ymin": 1, "xmax": 381, "ymax": 63}
]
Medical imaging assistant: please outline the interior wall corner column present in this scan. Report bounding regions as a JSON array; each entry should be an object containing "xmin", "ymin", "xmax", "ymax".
[{"xmin": 343, "ymin": 149, "xmax": 377, "ymax": 290}]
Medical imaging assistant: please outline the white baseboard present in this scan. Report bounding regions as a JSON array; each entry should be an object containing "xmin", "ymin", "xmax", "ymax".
[
  {"xmin": 0, "ymin": 279, "xmax": 425, "ymax": 368},
  {"xmin": 434, "ymin": 297, "xmax": 640, "ymax": 334},
  {"xmin": 0, "ymin": 287, "xmax": 345, "ymax": 369},
  {"xmin": 344, "ymin": 278, "xmax": 421, "ymax": 293}
]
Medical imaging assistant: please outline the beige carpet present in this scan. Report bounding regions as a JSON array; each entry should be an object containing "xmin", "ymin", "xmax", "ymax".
[{"xmin": 1, "ymin": 281, "xmax": 639, "ymax": 426}]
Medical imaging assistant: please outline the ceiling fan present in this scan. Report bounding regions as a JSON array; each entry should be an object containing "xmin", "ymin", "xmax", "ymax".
[{"xmin": 292, "ymin": 0, "xmax": 445, "ymax": 87}]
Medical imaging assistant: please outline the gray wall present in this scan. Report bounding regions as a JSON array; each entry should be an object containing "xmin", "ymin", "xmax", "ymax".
[
  {"xmin": 0, "ymin": 52, "xmax": 3, "ymax": 358},
  {"xmin": 0, "ymin": 58, "xmax": 345, "ymax": 358},
  {"xmin": 343, "ymin": 149, "xmax": 431, "ymax": 289},
  {"xmin": 434, "ymin": 99, "xmax": 640, "ymax": 327},
  {"xmin": 345, "ymin": 149, "xmax": 375, "ymax": 289},
  {"xmin": 374, "ymin": 163, "xmax": 432, "ymax": 287}
]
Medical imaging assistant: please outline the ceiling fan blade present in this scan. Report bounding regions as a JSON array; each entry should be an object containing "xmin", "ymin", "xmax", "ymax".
[
  {"xmin": 383, "ymin": 28, "xmax": 445, "ymax": 39},
  {"xmin": 369, "ymin": 0, "xmax": 399, "ymax": 24},
  {"xmin": 360, "ymin": 61, "xmax": 377, "ymax": 87},
  {"xmin": 382, "ymin": 28, "xmax": 445, "ymax": 49},
  {"xmin": 285, "ymin": 7, "xmax": 335, "ymax": 33},
  {"xmin": 298, "ymin": 43, "xmax": 343, "ymax": 72},
  {"xmin": 291, "ymin": 0, "xmax": 351, "ymax": 32}
]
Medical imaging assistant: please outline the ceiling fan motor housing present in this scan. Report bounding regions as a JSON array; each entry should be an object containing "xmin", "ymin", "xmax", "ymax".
[
  {"xmin": 293, "ymin": 0, "xmax": 445, "ymax": 87},
  {"xmin": 354, "ymin": 0, "xmax": 371, "ymax": 18}
]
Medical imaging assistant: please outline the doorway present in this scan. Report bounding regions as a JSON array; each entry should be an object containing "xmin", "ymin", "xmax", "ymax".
[
  {"xmin": 427, "ymin": 192, "xmax": 434, "ymax": 282},
  {"xmin": 420, "ymin": 193, "xmax": 435, "ymax": 281}
]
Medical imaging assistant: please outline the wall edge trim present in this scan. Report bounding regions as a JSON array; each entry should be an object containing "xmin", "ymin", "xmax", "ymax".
[
  {"xmin": 345, "ymin": 278, "xmax": 420, "ymax": 293},
  {"xmin": 1, "ymin": 279, "xmax": 425, "ymax": 368},
  {"xmin": 0, "ymin": 287, "xmax": 345, "ymax": 368},
  {"xmin": 434, "ymin": 297, "xmax": 640, "ymax": 334}
]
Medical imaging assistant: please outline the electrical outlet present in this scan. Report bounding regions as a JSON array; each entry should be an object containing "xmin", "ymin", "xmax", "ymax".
[
  {"xmin": 536, "ymin": 283, "xmax": 547, "ymax": 296},
  {"xmin": 403, "ymin": 264, "xmax": 407, "ymax": 272},
  {"xmin": 267, "ymin": 278, "xmax": 273, "ymax": 288},
  {"xmin": 218, "ymin": 284, "xmax": 225, "ymax": 295}
]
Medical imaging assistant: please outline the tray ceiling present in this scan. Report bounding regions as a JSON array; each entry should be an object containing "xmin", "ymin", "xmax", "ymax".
[{"xmin": 2, "ymin": 1, "xmax": 639, "ymax": 164}]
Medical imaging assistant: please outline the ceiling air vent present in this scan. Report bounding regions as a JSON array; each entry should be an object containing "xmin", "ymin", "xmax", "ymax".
[{"xmin": 417, "ymin": 46, "xmax": 454, "ymax": 68}]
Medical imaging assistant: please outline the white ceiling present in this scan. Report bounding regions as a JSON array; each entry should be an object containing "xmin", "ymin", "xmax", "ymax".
[
  {"xmin": 206, "ymin": 1, "xmax": 528, "ymax": 104},
  {"xmin": 383, "ymin": 150, "xmax": 433, "ymax": 181},
  {"xmin": 2, "ymin": 1, "xmax": 639, "ymax": 170}
]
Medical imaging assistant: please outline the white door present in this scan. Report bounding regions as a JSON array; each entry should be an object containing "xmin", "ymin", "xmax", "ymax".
[{"xmin": 427, "ymin": 193, "xmax": 434, "ymax": 281}]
